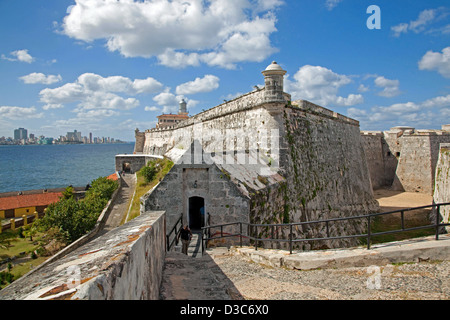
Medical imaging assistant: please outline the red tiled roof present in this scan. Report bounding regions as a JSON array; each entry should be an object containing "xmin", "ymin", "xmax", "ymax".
[
  {"xmin": 106, "ymin": 172, "xmax": 119, "ymax": 181},
  {"xmin": 0, "ymin": 192, "xmax": 62, "ymax": 211},
  {"xmin": 157, "ymin": 114, "xmax": 189, "ymax": 119}
]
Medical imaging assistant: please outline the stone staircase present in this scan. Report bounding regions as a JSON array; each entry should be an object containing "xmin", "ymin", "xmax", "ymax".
[{"xmin": 173, "ymin": 231, "xmax": 203, "ymax": 258}]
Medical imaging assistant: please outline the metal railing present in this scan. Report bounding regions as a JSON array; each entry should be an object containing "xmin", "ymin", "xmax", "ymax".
[
  {"xmin": 201, "ymin": 202, "xmax": 450, "ymax": 254},
  {"xmin": 166, "ymin": 214, "xmax": 183, "ymax": 251}
]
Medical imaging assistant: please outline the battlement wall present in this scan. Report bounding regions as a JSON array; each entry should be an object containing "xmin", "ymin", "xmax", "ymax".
[{"xmin": 0, "ymin": 211, "xmax": 166, "ymax": 300}]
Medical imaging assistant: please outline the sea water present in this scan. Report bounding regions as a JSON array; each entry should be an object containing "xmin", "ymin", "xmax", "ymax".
[{"xmin": 0, "ymin": 143, "xmax": 135, "ymax": 193}]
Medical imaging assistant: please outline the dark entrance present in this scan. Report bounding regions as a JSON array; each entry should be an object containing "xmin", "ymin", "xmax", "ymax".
[
  {"xmin": 189, "ymin": 196, "xmax": 205, "ymax": 230},
  {"xmin": 122, "ymin": 162, "xmax": 131, "ymax": 173}
]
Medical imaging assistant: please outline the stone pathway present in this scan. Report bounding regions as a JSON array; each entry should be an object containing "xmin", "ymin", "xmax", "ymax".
[
  {"xmin": 101, "ymin": 173, "xmax": 135, "ymax": 233},
  {"xmin": 159, "ymin": 249, "xmax": 243, "ymax": 300}
]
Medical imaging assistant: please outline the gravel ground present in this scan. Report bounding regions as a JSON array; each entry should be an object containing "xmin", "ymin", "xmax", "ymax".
[{"xmin": 210, "ymin": 250, "xmax": 450, "ymax": 300}]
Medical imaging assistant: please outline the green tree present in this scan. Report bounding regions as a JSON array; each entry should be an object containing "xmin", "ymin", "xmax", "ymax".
[
  {"xmin": 35, "ymin": 176, "xmax": 118, "ymax": 244},
  {"xmin": 62, "ymin": 186, "xmax": 74, "ymax": 199}
]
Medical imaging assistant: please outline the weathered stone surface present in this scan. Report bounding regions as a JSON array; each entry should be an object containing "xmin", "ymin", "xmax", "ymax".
[
  {"xmin": 433, "ymin": 143, "xmax": 450, "ymax": 232},
  {"xmin": 361, "ymin": 128, "xmax": 450, "ymax": 195},
  {"xmin": 0, "ymin": 211, "xmax": 166, "ymax": 300}
]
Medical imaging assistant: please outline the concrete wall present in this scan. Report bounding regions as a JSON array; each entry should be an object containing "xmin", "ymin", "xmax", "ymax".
[
  {"xmin": 0, "ymin": 211, "xmax": 166, "ymax": 300},
  {"xmin": 433, "ymin": 143, "xmax": 450, "ymax": 232}
]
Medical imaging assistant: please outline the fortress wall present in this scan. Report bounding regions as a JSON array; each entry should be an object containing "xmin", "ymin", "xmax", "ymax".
[
  {"xmin": 433, "ymin": 143, "xmax": 450, "ymax": 232},
  {"xmin": 360, "ymin": 132, "xmax": 386, "ymax": 189},
  {"xmin": 392, "ymin": 133, "xmax": 450, "ymax": 195},
  {"xmin": 0, "ymin": 211, "xmax": 166, "ymax": 300},
  {"xmin": 140, "ymin": 89, "xmax": 287, "ymax": 156},
  {"xmin": 134, "ymin": 130, "xmax": 145, "ymax": 153},
  {"xmin": 250, "ymin": 104, "xmax": 378, "ymax": 249}
]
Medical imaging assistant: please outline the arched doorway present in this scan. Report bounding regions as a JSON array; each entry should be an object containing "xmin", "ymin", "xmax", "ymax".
[
  {"xmin": 122, "ymin": 162, "xmax": 131, "ymax": 173},
  {"xmin": 188, "ymin": 196, "xmax": 205, "ymax": 230}
]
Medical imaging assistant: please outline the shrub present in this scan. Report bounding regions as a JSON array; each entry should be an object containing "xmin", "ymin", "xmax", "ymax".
[
  {"xmin": 140, "ymin": 165, "xmax": 157, "ymax": 184},
  {"xmin": 35, "ymin": 175, "xmax": 119, "ymax": 244}
]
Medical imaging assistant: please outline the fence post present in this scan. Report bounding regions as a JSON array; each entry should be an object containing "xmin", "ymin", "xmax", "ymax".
[
  {"xmin": 240, "ymin": 223, "xmax": 243, "ymax": 248},
  {"xmin": 367, "ymin": 215, "xmax": 371, "ymax": 250},
  {"xmin": 255, "ymin": 225, "xmax": 258, "ymax": 251},
  {"xmin": 289, "ymin": 224, "xmax": 293, "ymax": 254},
  {"xmin": 10, "ymin": 219, "xmax": 15, "ymax": 231},
  {"xmin": 435, "ymin": 204, "xmax": 440, "ymax": 241},
  {"xmin": 22, "ymin": 215, "xmax": 27, "ymax": 226}
]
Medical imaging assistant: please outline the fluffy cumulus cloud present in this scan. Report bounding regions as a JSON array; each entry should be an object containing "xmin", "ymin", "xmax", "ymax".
[
  {"xmin": 61, "ymin": 0, "xmax": 282, "ymax": 69},
  {"xmin": 0, "ymin": 106, "xmax": 43, "ymax": 120},
  {"xmin": 1, "ymin": 49, "xmax": 35, "ymax": 63},
  {"xmin": 391, "ymin": 7, "xmax": 450, "ymax": 37},
  {"xmin": 39, "ymin": 73, "xmax": 163, "ymax": 117},
  {"xmin": 153, "ymin": 91, "xmax": 198, "ymax": 114},
  {"xmin": 374, "ymin": 76, "xmax": 401, "ymax": 97},
  {"xmin": 285, "ymin": 65, "xmax": 363, "ymax": 107},
  {"xmin": 418, "ymin": 46, "xmax": 450, "ymax": 78},
  {"xmin": 347, "ymin": 94, "xmax": 450, "ymax": 129},
  {"xmin": 19, "ymin": 73, "xmax": 62, "ymax": 85},
  {"xmin": 175, "ymin": 75, "xmax": 220, "ymax": 95}
]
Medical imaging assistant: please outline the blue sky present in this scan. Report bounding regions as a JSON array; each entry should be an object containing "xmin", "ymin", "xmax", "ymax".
[{"xmin": 1, "ymin": 0, "xmax": 449, "ymax": 141}]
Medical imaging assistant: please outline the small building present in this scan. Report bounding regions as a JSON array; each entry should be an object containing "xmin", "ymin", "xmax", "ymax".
[
  {"xmin": 155, "ymin": 99, "xmax": 189, "ymax": 129},
  {"xmin": 0, "ymin": 192, "xmax": 62, "ymax": 219}
]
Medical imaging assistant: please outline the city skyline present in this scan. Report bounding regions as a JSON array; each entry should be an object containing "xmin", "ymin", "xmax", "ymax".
[
  {"xmin": 0, "ymin": 1, "xmax": 449, "ymax": 142},
  {"xmin": 1, "ymin": 127, "xmax": 126, "ymax": 145}
]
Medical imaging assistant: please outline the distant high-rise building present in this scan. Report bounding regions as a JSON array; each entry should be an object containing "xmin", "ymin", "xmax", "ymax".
[
  {"xmin": 66, "ymin": 130, "xmax": 81, "ymax": 142},
  {"xmin": 14, "ymin": 128, "xmax": 28, "ymax": 141},
  {"xmin": 89, "ymin": 132, "xmax": 93, "ymax": 144}
]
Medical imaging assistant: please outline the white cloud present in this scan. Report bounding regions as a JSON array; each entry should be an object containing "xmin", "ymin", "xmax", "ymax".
[
  {"xmin": 43, "ymin": 104, "xmax": 64, "ymax": 110},
  {"xmin": 325, "ymin": 0, "xmax": 343, "ymax": 11},
  {"xmin": 391, "ymin": 8, "xmax": 449, "ymax": 37},
  {"xmin": 61, "ymin": 0, "xmax": 282, "ymax": 69},
  {"xmin": 40, "ymin": 73, "xmax": 162, "ymax": 112},
  {"xmin": 1, "ymin": 49, "xmax": 35, "ymax": 63},
  {"xmin": 145, "ymin": 106, "xmax": 160, "ymax": 112},
  {"xmin": 285, "ymin": 65, "xmax": 363, "ymax": 107},
  {"xmin": 0, "ymin": 106, "xmax": 43, "ymax": 120},
  {"xmin": 347, "ymin": 94, "xmax": 450, "ymax": 129},
  {"xmin": 153, "ymin": 91, "xmax": 198, "ymax": 114},
  {"xmin": 418, "ymin": 46, "xmax": 450, "ymax": 78},
  {"xmin": 20, "ymin": 73, "xmax": 62, "ymax": 85},
  {"xmin": 176, "ymin": 75, "xmax": 220, "ymax": 95},
  {"xmin": 374, "ymin": 76, "xmax": 401, "ymax": 98},
  {"xmin": 39, "ymin": 73, "xmax": 165, "ymax": 119},
  {"xmin": 358, "ymin": 84, "xmax": 369, "ymax": 93}
]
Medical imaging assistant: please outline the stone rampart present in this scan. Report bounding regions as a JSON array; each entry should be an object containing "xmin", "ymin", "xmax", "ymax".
[
  {"xmin": 0, "ymin": 211, "xmax": 166, "ymax": 300},
  {"xmin": 361, "ymin": 128, "xmax": 450, "ymax": 194},
  {"xmin": 248, "ymin": 104, "xmax": 378, "ymax": 250}
]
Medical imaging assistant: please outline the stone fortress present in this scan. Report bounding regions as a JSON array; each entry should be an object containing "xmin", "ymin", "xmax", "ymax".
[
  {"xmin": 1, "ymin": 61, "xmax": 449, "ymax": 300},
  {"xmin": 117, "ymin": 61, "xmax": 450, "ymax": 250}
]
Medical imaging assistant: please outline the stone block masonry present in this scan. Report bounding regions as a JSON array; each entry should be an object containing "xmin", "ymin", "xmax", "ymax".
[
  {"xmin": 361, "ymin": 126, "xmax": 450, "ymax": 195},
  {"xmin": 136, "ymin": 62, "xmax": 380, "ymax": 250},
  {"xmin": 0, "ymin": 211, "xmax": 166, "ymax": 300}
]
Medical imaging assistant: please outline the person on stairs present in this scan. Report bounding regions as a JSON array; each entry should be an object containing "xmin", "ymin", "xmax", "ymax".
[{"xmin": 179, "ymin": 225, "xmax": 193, "ymax": 255}]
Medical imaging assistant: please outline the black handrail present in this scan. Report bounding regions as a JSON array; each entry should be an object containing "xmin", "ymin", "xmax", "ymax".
[
  {"xmin": 201, "ymin": 202, "xmax": 450, "ymax": 254},
  {"xmin": 166, "ymin": 213, "xmax": 183, "ymax": 251}
]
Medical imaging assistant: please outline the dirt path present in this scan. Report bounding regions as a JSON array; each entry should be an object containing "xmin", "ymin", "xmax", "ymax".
[{"xmin": 373, "ymin": 188, "xmax": 433, "ymax": 226}]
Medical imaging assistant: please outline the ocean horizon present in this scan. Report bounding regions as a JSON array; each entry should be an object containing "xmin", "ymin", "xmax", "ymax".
[{"xmin": 0, "ymin": 143, "xmax": 135, "ymax": 194}]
